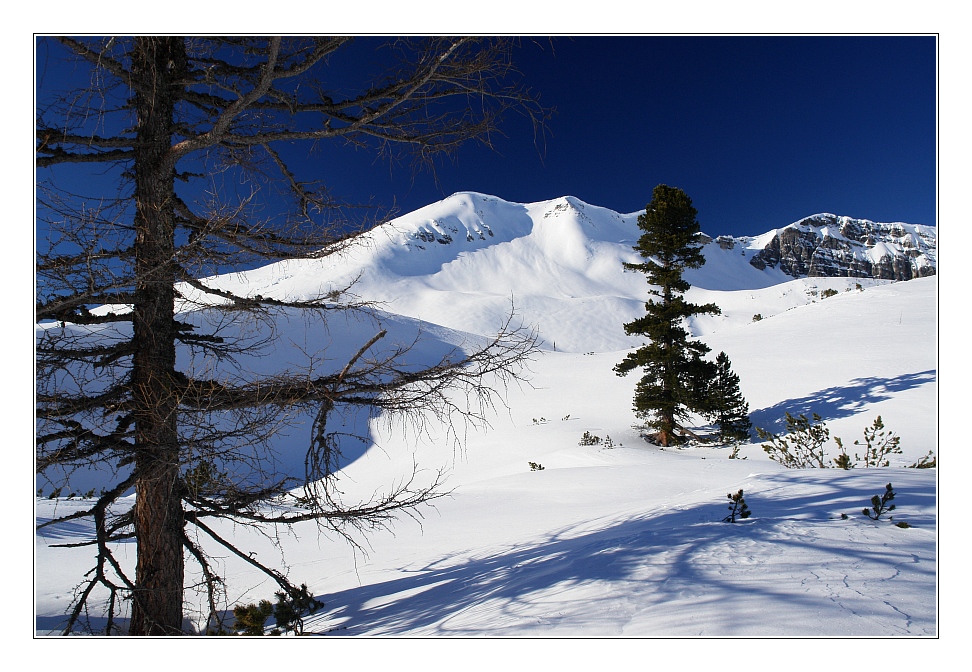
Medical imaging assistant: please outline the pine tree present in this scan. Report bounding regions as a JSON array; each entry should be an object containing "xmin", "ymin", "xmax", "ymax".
[
  {"xmin": 614, "ymin": 185, "xmax": 721, "ymax": 446},
  {"xmin": 705, "ymin": 352, "xmax": 752, "ymax": 444}
]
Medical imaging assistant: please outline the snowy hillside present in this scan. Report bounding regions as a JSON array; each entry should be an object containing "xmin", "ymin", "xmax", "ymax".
[{"xmin": 35, "ymin": 192, "xmax": 938, "ymax": 637}]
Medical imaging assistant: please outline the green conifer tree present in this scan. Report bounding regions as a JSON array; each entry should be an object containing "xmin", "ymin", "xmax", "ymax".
[
  {"xmin": 614, "ymin": 185, "xmax": 721, "ymax": 446},
  {"xmin": 705, "ymin": 351, "xmax": 752, "ymax": 444}
]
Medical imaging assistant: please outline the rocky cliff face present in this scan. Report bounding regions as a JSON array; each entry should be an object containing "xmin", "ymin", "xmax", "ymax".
[{"xmin": 746, "ymin": 214, "xmax": 936, "ymax": 281}]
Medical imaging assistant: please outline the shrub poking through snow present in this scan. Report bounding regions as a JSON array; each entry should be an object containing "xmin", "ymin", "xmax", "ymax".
[
  {"xmin": 528, "ymin": 462, "xmax": 545, "ymax": 471},
  {"xmin": 271, "ymin": 584, "xmax": 320, "ymax": 635},
  {"xmin": 757, "ymin": 413, "xmax": 829, "ymax": 468},
  {"xmin": 752, "ymin": 314, "xmax": 763, "ymax": 322},
  {"xmin": 910, "ymin": 450, "xmax": 936, "ymax": 469},
  {"xmin": 863, "ymin": 483, "xmax": 896, "ymax": 521},
  {"xmin": 728, "ymin": 444, "xmax": 746, "ymax": 459},
  {"xmin": 820, "ymin": 288, "xmax": 839, "ymax": 299},
  {"xmin": 233, "ymin": 600, "xmax": 273, "ymax": 636},
  {"xmin": 758, "ymin": 414, "xmax": 903, "ymax": 469},
  {"xmin": 853, "ymin": 416, "xmax": 902, "ymax": 467},
  {"xmin": 579, "ymin": 431, "xmax": 602, "ymax": 446},
  {"xmin": 832, "ymin": 437, "xmax": 854, "ymax": 469},
  {"xmin": 231, "ymin": 585, "xmax": 320, "ymax": 636},
  {"xmin": 723, "ymin": 489, "xmax": 751, "ymax": 523}
]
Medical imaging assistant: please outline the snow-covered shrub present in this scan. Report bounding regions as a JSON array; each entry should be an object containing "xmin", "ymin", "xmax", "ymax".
[
  {"xmin": 752, "ymin": 313, "xmax": 763, "ymax": 322},
  {"xmin": 821, "ymin": 288, "xmax": 839, "ymax": 299},
  {"xmin": 528, "ymin": 461, "xmax": 545, "ymax": 471}
]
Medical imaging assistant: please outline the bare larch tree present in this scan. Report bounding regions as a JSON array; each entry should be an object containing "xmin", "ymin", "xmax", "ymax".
[{"xmin": 36, "ymin": 36, "xmax": 546, "ymax": 635}]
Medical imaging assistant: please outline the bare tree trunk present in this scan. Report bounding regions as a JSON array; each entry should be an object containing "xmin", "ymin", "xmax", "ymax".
[{"xmin": 128, "ymin": 37, "xmax": 185, "ymax": 636}]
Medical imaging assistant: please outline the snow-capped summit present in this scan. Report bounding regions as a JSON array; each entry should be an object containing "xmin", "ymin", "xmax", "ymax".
[{"xmin": 745, "ymin": 213, "xmax": 936, "ymax": 281}]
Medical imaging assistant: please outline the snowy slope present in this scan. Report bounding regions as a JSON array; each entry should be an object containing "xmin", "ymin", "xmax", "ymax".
[{"xmin": 35, "ymin": 193, "xmax": 938, "ymax": 638}]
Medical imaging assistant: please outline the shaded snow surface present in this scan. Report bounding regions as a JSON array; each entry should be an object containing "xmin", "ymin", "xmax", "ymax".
[{"xmin": 35, "ymin": 193, "xmax": 937, "ymax": 637}]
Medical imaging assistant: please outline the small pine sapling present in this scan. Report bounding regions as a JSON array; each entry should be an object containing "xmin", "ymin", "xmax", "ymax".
[
  {"xmin": 863, "ymin": 482, "xmax": 896, "ymax": 520},
  {"xmin": 271, "ymin": 584, "xmax": 321, "ymax": 635},
  {"xmin": 723, "ymin": 489, "xmax": 752, "ymax": 523},
  {"xmin": 756, "ymin": 412, "xmax": 829, "ymax": 468},
  {"xmin": 578, "ymin": 431, "xmax": 602, "ymax": 446},
  {"xmin": 831, "ymin": 437, "xmax": 854, "ymax": 469},
  {"xmin": 233, "ymin": 600, "xmax": 274, "ymax": 636},
  {"xmin": 854, "ymin": 416, "xmax": 902, "ymax": 467},
  {"xmin": 909, "ymin": 450, "xmax": 936, "ymax": 469}
]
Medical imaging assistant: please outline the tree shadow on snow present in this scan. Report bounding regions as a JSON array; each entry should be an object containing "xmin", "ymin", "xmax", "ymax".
[
  {"xmin": 748, "ymin": 369, "xmax": 936, "ymax": 434},
  {"xmin": 304, "ymin": 470, "xmax": 936, "ymax": 636}
]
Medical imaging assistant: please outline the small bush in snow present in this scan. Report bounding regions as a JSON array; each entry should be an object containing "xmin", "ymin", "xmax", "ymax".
[
  {"xmin": 757, "ymin": 413, "xmax": 829, "ymax": 468},
  {"xmin": 231, "ymin": 584, "xmax": 320, "ymax": 636},
  {"xmin": 728, "ymin": 444, "xmax": 746, "ymax": 460},
  {"xmin": 723, "ymin": 489, "xmax": 751, "ymax": 523},
  {"xmin": 820, "ymin": 288, "xmax": 839, "ymax": 299},
  {"xmin": 863, "ymin": 483, "xmax": 896, "ymax": 521},
  {"xmin": 853, "ymin": 415, "xmax": 902, "ymax": 467},
  {"xmin": 909, "ymin": 450, "xmax": 936, "ymax": 469},
  {"xmin": 579, "ymin": 431, "xmax": 602, "ymax": 446},
  {"xmin": 752, "ymin": 313, "xmax": 763, "ymax": 322},
  {"xmin": 233, "ymin": 600, "xmax": 274, "ymax": 636},
  {"xmin": 832, "ymin": 437, "xmax": 854, "ymax": 469},
  {"xmin": 603, "ymin": 435, "xmax": 615, "ymax": 448},
  {"xmin": 528, "ymin": 461, "xmax": 545, "ymax": 471},
  {"xmin": 758, "ymin": 414, "xmax": 903, "ymax": 470}
]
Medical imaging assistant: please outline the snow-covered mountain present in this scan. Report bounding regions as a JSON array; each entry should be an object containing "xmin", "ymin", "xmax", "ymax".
[
  {"xmin": 744, "ymin": 213, "xmax": 937, "ymax": 281},
  {"xmin": 196, "ymin": 192, "xmax": 935, "ymax": 352},
  {"xmin": 36, "ymin": 192, "xmax": 938, "ymax": 637}
]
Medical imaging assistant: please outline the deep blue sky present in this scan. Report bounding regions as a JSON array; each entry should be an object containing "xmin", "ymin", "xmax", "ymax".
[
  {"xmin": 316, "ymin": 36, "xmax": 936, "ymax": 237},
  {"xmin": 36, "ymin": 36, "xmax": 937, "ymax": 240}
]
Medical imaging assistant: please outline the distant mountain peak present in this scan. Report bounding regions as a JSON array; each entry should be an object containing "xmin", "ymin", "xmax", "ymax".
[{"xmin": 745, "ymin": 213, "xmax": 935, "ymax": 281}]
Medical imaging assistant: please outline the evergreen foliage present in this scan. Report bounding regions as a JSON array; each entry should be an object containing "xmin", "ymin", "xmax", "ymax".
[
  {"xmin": 757, "ymin": 413, "xmax": 829, "ymax": 468},
  {"xmin": 702, "ymin": 352, "xmax": 752, "ymax": 444},
  {"xmin": 831, "ymin": 437, "xmax": 854, "ymax": 470},
  {"xmin": 909, "ymin": 450, "xmax": 936, "ymax": 469},
  {"xmin": 614, "ymin": 185, "xmax": 721, "ymax": 446},
  {"xmin": 758, "ymin": 414, "xmax": 905, "ymax": 470},
  {"xmin": 231, "ymin": 584, "xmax": 320, "ymax": 636},
  {"xmin": 723, "ymin": 489, "xmax": 752, "ymax": 523},
  {"xmin": 271, "ymin": 584, "xmax": 320, "ymax": 635},
  {"xmin": 863, "ymin": 483, "xmax": 896, "ymax": 520},
  {"xmin": 233, "ymin": 600, "xmax": 274, "ymax": 636},
  {"xmin": 578, "ymin": 431, "xmax": 602, "ymax": 446},
  {"xmin": 853, "ymin": 415, "xmax": 902, "ymax": 467}
]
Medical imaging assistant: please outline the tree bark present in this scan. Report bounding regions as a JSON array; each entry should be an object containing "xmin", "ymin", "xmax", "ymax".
[{"xmin": 128, "ymin": 37, "xmax": 185, "ymax": 636}]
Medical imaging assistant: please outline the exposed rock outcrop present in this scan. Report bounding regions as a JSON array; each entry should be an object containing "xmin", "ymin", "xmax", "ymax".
[{"xmin": 747, "ymin": 214, "xmax": 936, "ymax": 281}]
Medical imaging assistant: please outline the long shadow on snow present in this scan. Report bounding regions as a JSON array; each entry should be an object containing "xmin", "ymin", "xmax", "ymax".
[
  {"xmin": 749, "ymin": 370, "xmax": 936, "ymax": 434},
  {"xmin": 307, "ymin": 470, "xmax": 935, "ymax": 636}
]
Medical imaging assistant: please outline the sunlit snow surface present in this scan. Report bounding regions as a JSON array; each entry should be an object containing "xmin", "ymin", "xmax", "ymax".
[{"xmin": 35, "ymin": 193, "xmax": 937, "ymax": 636}]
